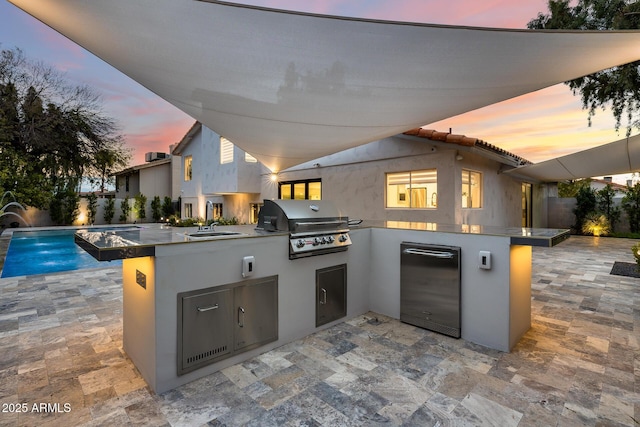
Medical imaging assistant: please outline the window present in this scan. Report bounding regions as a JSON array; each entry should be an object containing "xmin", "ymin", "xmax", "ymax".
[
  {"xmin": 250, "ymin": 203, "xmax": 263, "ymax": 224},
  {"xmin": 386, "ymin": 170, "xmax": 437, "ymax": 208},
  {"xmin": 462, "ymin": 169, "xmax": 482, "ymax": 208},
  {"xmin": 211, "ymin": 203, "xmax": 223, "ymax": 220},
  {"xmin": 184, "ymin": 156, "xmax": 193, "ymax": 181},
  {"xmin": 279, "ymin": 179, "xmax": 322, "ymax": 200},
  {"xmin": 245, "ymin": 152, "xmax": 257, "ymax": 163},
  {"xmin": 184, "ymin": 203, "xmax": 193, "ymax": 218},
  {"xmin": 220, "ymin": 137, "xmax": 234, "ymax": 164}
]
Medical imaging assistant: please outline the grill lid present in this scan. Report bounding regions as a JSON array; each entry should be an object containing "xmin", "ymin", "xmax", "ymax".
[{"xmin": 257, "ymin": 199, "xmax": 348, "ymax": 233}]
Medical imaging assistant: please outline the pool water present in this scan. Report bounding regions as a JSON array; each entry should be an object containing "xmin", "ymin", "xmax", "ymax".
[{"xmin": 1, "ymin": 228, "xmax": 123, "ymax": 278}]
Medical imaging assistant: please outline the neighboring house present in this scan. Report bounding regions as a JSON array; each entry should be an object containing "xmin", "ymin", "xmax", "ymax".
[
  {"xmin": 113, "ymin": 152, "xmax": 180, "ymax": 221},
  {"xmin": 171, "ymin": 122, "xmax": 269, "ymax": 224},
  {"xmin": 171, "ymin": 122, "xmax": 545, "ymax": 228},
  {"xmin": 590, "ymin": 178, "xmax": 628, "ymax": 197}
]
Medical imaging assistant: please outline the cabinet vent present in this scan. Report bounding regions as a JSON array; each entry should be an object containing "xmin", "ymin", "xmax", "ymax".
[{"xmin": 186, "ymin": 345, "xmax": 228, "ymax": 365}]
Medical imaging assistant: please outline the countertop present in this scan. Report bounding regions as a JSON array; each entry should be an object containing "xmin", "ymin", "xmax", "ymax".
[
  {"xmin": 74, "ymin": 224, "xmax": 285, "ymax": 261},
  {"xmin": 75, "ymin": 221, "xmax": 570, "ymax": 261},
  {"xmin": 354, "ymin": 220, "xmax": 570, "ymax": 247}
]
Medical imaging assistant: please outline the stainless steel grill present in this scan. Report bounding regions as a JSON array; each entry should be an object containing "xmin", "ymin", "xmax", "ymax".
[{"xmin": 257, "ymin": 199, "xmax": 352, "ymax": 259}]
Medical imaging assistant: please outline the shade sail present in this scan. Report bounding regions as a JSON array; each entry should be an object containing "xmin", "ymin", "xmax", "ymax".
[
  {"xmin": 8, "ymin": 0, "xmax": 640, "ymax": 171},
  {"xmin": 503, "ymin": 134, "xmax": 640, "ymax": 182}
]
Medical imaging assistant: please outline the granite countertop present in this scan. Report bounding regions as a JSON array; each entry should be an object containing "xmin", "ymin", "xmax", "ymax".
[
  {"xmin": 75, "ymin": 221, "xmax": 570, "ymax": 261},
  {"xmin": 74, "ymin": 224, "xmax": 286, "ymax": 261},
  {"xmin": 351, "ymin": 220, "xmax": 570, "ymax": 247}
]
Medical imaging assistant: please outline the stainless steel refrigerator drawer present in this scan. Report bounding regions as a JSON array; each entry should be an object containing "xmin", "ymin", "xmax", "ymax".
[{"xmin": 400, "ymin": 243, "xmax": 461, "ymax": 338}]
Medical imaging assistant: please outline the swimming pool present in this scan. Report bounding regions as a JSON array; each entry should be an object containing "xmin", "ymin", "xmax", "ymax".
[{"xmin": 1, "ymin": 228, "xmax": 125, "ymax": 278}]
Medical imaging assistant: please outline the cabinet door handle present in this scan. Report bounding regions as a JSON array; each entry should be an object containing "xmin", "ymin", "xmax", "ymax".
[
  {"xmin": 197, "ymin": 303, "xmax": 219, "ymax": 312},
  {"xmin": 238, "ymin": 306, "xmax": 245, "ymax": 327},
  {"xmin": 320, "ymin": 288, "xmax": 327, "ymax": 305}
]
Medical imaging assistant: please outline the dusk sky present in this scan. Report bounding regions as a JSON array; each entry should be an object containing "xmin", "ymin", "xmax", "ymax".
[{"xmin": 0, "ymin": 0, "xmax": 634, "ymax": 182}]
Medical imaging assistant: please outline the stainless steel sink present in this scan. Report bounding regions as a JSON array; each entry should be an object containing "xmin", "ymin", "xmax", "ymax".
[{"xmin": 181, "ymin": 231, "xmax": 247, "ymax": 239}]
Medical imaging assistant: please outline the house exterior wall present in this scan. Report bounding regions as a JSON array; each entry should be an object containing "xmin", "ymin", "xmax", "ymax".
[
  {"xmin": 265, "ymin": 135, "xmax": 525, "ymax": 227},
  {"xmin": 115, "ymin": 173, "xmax": 140, "ymax": 199},
  {"xmin": 139, "ymin": 163, "xmax": 172, "ymax": 201}
]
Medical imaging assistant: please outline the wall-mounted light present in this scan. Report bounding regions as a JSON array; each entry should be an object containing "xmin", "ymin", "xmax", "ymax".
[
  {"xmin": 456, "ymin": 152, "xmax": 464, "ymax": 161},
  {"xmin": 270, "ymin": 173, "xmax": 278, "ymax": 182}
]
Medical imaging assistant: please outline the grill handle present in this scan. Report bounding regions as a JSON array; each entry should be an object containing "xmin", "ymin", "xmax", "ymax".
[
  {"xmin": 196, "ymin": 303, "xmax": 219, "ymax": 312},
  {"xmin": 295, "ymin": 220, "xmax": 347, "ymax": 227},
  {"xmin": 402, "ymin": 248, "xmax": 454, "ymax": 259}
]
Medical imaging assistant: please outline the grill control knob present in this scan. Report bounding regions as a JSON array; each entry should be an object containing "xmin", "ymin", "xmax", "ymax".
[
  {"xmin": 326, "ymin": 235, "xmax": 335, "ymax": 243},
  {"xmin": 313, "ymin": 237, "xmax": 322, "ymax": 246},
  {"xmin": 321, "ymin": 236, "xmax": 328, "ymax": 244},
  {"xmin": 296, "ymin": 239, "xmax": 306, "ymax": 248},
  {"xmin": 339, "ymin": 234, "xmax": 348, "ymax": 243}
]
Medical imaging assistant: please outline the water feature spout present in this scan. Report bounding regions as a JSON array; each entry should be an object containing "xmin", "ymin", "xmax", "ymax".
[{"xmin": 0, "ymin": 195, "xmax": 31, "ymax": 227}]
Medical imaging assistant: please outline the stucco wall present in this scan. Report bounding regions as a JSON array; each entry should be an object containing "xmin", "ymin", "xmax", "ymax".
[
  {"xmin": 265, "ymin": 136, "xmax": 525, "ymax": 227},
  {"xmin": 547, "ymin": 197, "xmax": 632, "ymax": 233}
]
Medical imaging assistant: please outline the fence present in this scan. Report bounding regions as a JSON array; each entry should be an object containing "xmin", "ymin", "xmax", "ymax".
[
  {"xmin": 1, "ymin": 197, "xmax": 169, "ymax": 228},
  {"xmin": 547, "ymin": 197, "xmax": 632, "ymax": 233}
]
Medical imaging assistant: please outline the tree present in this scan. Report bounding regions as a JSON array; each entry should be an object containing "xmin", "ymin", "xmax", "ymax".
[
  {"xmin": 558, "ymin": 178, "xmax": 592, "ymax": 198},
  {"xmin": 573, "ymin": 185, "xmax": 597, "ymax": 233},
  {"xmin": 528, "ymin": 1, "xmax": 640, "ymax": 135},
  {"xmin": 119, "ymin": 196, "xmax": 130, "ymax": 223},
  {"xmin": 0, "ymin": 46, "xmax": 131, "ymax": 208},
  {"xmin": 151, "ymin": 196, "xmax": 162, "ymax": 222},
  {"xmin": 49, "ymin": 186, "xmax": 79, "ymax": 225},
  {"xmin": 86, "ymin": 192, "xmax": 98, "ymax": 225},
  {"xmin": 596, "ymin": 184, "xmax": 621, "ymax": 232},
  {"xmin": 621, "ymin": 182, "xmax": 640, "ymax": 232},
  {"xmin": 134, "ymin": 193, "xmax": 147, "ymax": 222},
  {"xmin": 103, "ymin": 198, "xmax": 115, "ymax": 224},
  {"xmin": 162, "ymin": 196, "xmax": 173, "ymax": 218}
]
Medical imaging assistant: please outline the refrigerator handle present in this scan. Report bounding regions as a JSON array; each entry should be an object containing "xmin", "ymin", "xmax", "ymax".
[{"xmin": 402, "ymin": 248, "xmax": 454, "ymax": 259}]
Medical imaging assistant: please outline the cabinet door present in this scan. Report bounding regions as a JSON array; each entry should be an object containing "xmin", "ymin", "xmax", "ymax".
[
  {"xmin": 179, "ymin": 287, "xmax": 233, "ymax": 374},
  {"xmin": 234, "ymin": 277, "xmax": 278, "ymax": 352},
  {"xmin": 316, "ymin": 264, "xmax": 347, "ymax": 327}
]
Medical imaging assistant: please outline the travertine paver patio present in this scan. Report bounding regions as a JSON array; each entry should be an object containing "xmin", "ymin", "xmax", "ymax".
[{"xmin": 0, "ymin": 235, "xmax": 638, "ymax": 426}]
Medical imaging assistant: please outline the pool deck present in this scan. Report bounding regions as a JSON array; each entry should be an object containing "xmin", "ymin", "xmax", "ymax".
[{"xmin": 0, "ymin": 235, "xmax": 639, "ymax": 426}]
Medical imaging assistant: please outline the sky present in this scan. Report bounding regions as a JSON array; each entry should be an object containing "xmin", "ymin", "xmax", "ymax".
[{"xmin": 0, "ymin": 0, "xmax": 636, "ymax": 183}]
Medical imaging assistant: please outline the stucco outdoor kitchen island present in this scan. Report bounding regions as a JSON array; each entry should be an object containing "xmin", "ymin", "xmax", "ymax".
[{"xmin": 75, "ymin": 221, "xmax": 569, "ymax": 393}]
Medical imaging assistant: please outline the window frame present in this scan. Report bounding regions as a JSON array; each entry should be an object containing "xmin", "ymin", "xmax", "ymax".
[
  {"xmin": 278, "ymin": 178, "xmax": 322, "ymax": 200},
  {"xmin": 385, "ymin": 169, "xmax": 438, "ymax": 209},
  {"xmin": 184, "ymin": 155, "xmax": 193, "ymax": 182},
  {"xmin": 462, "ymin": 169, "xmax": 483, "ymax": 209},
  {"xmin": 220, "ymin": 137, "xmax": 234, "ymax": 164}
]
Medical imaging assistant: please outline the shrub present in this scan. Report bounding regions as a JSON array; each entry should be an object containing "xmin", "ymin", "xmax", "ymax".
[
  {"xmin": 49, "ymin": 187, "xmax": 79, "ymax": 225},
  {"xmin": 119, "ymin": 197, "xmax": 130, "ymax": 223},
  {"xmin": 162, "ymin": 196, "xmax": 173, "ymax": 218},
  {"xmin": 581, "ymin": 214, "xmax": 610, "ymax": 237},
  {"xmin": 103, "ymin": 198, "xmax": 115, "ymax": 224},
  {"xmin": 621, "ymin": 183, "xmax": 640, "ymax": 233},
  {"xmin": 134, "ymin": 193, "xmax": 147, "ymax": 221},
  {"xmin": 216, "ymin": 216, "xmax": 239, "ymax": 225},
  {"xmin": 573, "ymin": 185, "xmax": 597, "ymax": 234},
  {"xmin": 86, "ymin": 192, "xmax": 98, "ymax": 225},
  {"xmin": 151, "ymin": 196, "xmax": 162, "ymax": 222},
  {"xmin": 632, "ymin": 243, "xmax": 640, "ymax": 272},
  {"xmin": 596, "ymin": 184, "xmax": 621, "ymax": 232}
]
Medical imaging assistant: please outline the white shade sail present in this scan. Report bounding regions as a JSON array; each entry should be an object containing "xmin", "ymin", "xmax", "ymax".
[
  {"xmin": 504, "ymin": 134, "xmax": 640, "ymax": 182},
  {"xmin": 8, "ymin": 0, "xmax": 640, "ymax": 171}
]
